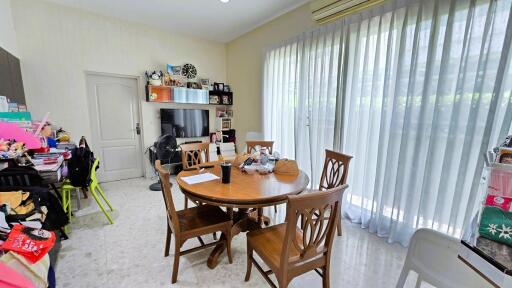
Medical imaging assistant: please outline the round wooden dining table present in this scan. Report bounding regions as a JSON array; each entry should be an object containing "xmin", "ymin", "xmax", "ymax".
[{"xmin": 176, "ymin": 162, "xmax": 309, "ymax": 269}]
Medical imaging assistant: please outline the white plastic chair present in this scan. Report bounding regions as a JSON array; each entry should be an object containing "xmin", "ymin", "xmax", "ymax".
[
  {"xmin": 219, "ymin": 142, "xmax": 236, "ymax": 161},
  {"xmin": 396, "ymin": 228, "xmax": 491, "ymax": 288}
]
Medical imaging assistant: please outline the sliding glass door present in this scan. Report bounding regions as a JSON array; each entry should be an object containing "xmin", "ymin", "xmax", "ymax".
[{"xmin": 263, "ymin": 0, "xmax": 512, "ymax": 245}]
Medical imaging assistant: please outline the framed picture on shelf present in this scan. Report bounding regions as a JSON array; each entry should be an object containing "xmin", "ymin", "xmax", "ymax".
[
  {"xmin": 216, "ymin": 108, "xmax": 227, "ymax": 117},
  {"xmin": 210, "ymin": 95, "xmax": 221, "ymax": 105},
  {"xmin": 200, "ymin": 79, "xmax": 209, "ymax": 90},
  {"xmin": 222, "ymin": 118, "xmax": 231, "ymax": 130},
  {"xmin": 224, "ymin": 85, "xmax": 231, "ymax": 92},
  {"xmin": 214, "ymin": 82, "xmax": 224, "ymax": 92},
  {"xmin": 172, "ymin": 66, "xmax": 182, "ymax": 76},
  {"xmin": 226, "ymin": 110, "xmax": 233, "ymax": 118},
  {"xmin": 222, "ymin": 95, "xmax": 230, "ymax": 105}
]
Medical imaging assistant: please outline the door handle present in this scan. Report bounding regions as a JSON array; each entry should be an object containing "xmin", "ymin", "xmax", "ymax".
[{"xmin": 136, "ymin": 123, "xmax": 141, "ymax": 135}]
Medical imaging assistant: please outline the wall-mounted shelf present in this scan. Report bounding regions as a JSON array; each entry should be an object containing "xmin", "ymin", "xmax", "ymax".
[
  {"xmin": 146, "ymin": 85, "xmax": 233, "ymax": 106},
  {"xmin": 209, "ymin": 91, "xmax": 233, "ymax": 105},
  {"xmin": 146, "ymin": 85, "xmax": 172, "ymax": 102}
]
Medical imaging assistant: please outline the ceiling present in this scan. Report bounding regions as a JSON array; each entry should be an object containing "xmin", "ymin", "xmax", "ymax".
[{"xmin": 43, "ymin": 0, "xmax": 310, "ymax": 43}]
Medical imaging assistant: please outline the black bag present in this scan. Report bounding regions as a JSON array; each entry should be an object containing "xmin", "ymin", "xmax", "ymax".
[
  {"xmin": 67, "ymin": 137, "xmax": 94, "ymax": 188},
  {"xmin": 0, "ymin": 166, "xmax": 43, "ymax": 187}
]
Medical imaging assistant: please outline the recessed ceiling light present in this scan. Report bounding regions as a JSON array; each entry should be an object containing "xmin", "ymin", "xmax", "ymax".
[{"xmin": 220, "ymin": 0, "xmax": 230, "ymax": 3}]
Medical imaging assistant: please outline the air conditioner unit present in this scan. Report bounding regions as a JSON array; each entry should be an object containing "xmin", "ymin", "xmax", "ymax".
[{"xmin": 310, "ymin": 0, "xmax": 384, "ymax": 24}]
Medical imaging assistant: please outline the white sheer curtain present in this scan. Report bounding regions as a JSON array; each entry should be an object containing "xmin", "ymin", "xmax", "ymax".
[
  {"xmin": 263, "ymin": 0, "xmax": 512, "ymax": 245},
  {"xmin": 263, "ymin": 24, "xmax": 344, "ymax": 186}
]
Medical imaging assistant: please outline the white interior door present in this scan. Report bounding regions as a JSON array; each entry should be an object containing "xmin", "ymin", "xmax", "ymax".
[{"xmin": 86, "ymin": 73, "xmax": 143, "ymax": 182}]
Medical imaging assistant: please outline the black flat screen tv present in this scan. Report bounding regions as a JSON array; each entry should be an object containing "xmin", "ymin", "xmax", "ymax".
[{"xmin": 160, "ymin": 108, "xmax": 209, "ymax": 138}]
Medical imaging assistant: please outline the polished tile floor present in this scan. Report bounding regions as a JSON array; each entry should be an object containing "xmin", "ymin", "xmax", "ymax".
[{"xmin": 56, "ymin": 177, "xmax": 426, "ymax": 288}]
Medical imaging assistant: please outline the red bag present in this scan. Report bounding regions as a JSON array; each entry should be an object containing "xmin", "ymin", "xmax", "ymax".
[
  {"xmin": 2, "ymin": 224, "xmax": 55, "ymax": 263},
  {"xmin": 485, "ymin": 195, "xmax": 512, "ymax": 211}
]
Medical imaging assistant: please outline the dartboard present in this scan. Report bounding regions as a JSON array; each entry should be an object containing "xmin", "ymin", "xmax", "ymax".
[{"xmin": 181, "ymin": 63, "xmax": 197, "ymax": 79}]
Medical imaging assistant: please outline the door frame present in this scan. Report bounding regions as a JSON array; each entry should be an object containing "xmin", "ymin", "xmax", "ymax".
[{"xmin": 84, "ymin": 70, "xmax": 146, "ymax": 180}]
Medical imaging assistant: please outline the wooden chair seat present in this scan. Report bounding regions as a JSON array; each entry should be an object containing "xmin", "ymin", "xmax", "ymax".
[
  {"xmin": 247, "ymin": 223, "xmax": 302, "ymax": 271},
  {"xmin": 177, "ymin": 205, "xmax": 231, "ymax": 236}
]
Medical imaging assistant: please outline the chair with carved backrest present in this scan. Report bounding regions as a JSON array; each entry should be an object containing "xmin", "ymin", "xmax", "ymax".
[
  {"xmin": 318, "ymin": 149, "xmax": 352, "ymax": 236},
  {"xmin": 180, "ymin": 142, "xmax": 209, "ymax": 208},
  {"xmin": 181, "ymin": 142, "xmax": 210, "ymax": 170},
  {"xmin": 245, "ymin": 185, "xmax": 347, "ymax": 288},
  {"xmin": 156, "ymin": 160, "xmax": 233, "ymax": 284},
  {"xmin": 246, "ymin": 140, "xmax": 274, "ymax": 155}
]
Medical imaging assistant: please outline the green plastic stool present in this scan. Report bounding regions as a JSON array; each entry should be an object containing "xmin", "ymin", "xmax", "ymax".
[{"xmin": 60, "ymin": 158, "xmax": 114, "ymax": 230}]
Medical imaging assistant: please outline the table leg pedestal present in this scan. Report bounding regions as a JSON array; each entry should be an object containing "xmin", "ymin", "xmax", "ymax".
[{"xmin": 207, "ymin": 208, "xmax": 263, "ymax": 269}]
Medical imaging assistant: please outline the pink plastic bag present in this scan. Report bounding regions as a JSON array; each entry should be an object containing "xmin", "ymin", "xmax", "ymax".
[{"xmin": 488, "ymin": 167, "xmax": 512, "ymax": 198}]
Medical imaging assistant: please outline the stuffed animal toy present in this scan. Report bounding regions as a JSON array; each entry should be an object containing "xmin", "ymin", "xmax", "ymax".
[
  {"xmin": 56, "ymin": 128, "xmax": 71, "ymax": 142},
  {"xmin": 163, "ymin": 73, "xmax": 172, "ymax": 86},
  {"xmin": 145, "ymin": 71, "xmax": 163, "ymax": 86},
  {"xmin": 0, "ymin": 139, "xmax": 9, "ymax": 152}
]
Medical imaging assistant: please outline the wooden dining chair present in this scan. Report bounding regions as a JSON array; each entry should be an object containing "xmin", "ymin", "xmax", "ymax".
[
  {"xmin": 245, "ymin": 185, "xmax": 348, "ymax": 288},
  {"xmin": 155, "ymin": 160, "xmax": 233, "ymax": 284},
  {"xmin": 180, "ymin": 142, "xmax": 209, "ymax": 209},
  {"xmin": 246, "ymin": 140, "xmax": 274, "ymax": 154},
  {"xmin": 247, "ymin": 140, "xmax": 277, "ymax": 214},
  {"xmin": 319, "ymin": 149, "xmax": 352, "ymax": 236}
]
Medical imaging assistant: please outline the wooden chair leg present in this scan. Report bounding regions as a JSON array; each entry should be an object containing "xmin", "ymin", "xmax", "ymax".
[
  {"xmin": 184, "ymin": 197, "xmax": 188, "ymax": 209},
  {"xmin": 226, "ymin": 228, "xmax": 233, "ymax": 264},
  {"xmin": 82, "ymin": 187, "xmax": 88, "ymax": 199},
  {"xmin": 277, "ymin": 277, "xmax": 289, "ymax": 288},
  {"xmin": 274, "ymin": 205, "xmax": 278, "ymax": 213},
  {"xmin": 337, "ymin": 205, "xmax": 342, "ymax": 236},
  {"xmin": 257, "ymin": 208, "xmax": 263, "ymax": 226},
  {"xmin": 164, "ymin": 224, "xmax": 171, "ymax": 257},
  {"xmin": 213, "ymin": 232, "xmax": 217, "ymax": 240},
  {"xmin": 322, "ymin": 266, "xmax": 330, "ymax": 288},
  {"xmin": 244, "ymin": 242, "xmax": 253, "ymax": 282},
  {"xmin": 171, "ymin": 242, "xmax": 181, "ymax": 284}
]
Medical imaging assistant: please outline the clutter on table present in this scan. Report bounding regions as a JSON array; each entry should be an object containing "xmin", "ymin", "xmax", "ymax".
[
  {"xmin": 235, "ymin": 148, "xmax": 280, "ymax": 175},
  {"xmin": 0, "ymin": 106, "xmax": 72, "ymax": 287}
]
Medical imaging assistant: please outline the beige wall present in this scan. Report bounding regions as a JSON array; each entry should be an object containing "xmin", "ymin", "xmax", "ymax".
[
  {"xmin": 9, "ymin": 0, "xmax": 314, "ymax": 169},
  {"xmin": 227, "ymin": 4, "xmax": 316, "ymax": 150},
  {"xmin": 11, "ymin": 0, "xmax": 226, "ymax": 175},
  {"xmin": 0, "ymin": 0, "xmax": 18, "ymax": 56}
]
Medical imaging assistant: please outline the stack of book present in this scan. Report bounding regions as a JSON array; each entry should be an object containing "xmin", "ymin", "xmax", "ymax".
[{"xmin": 32, "ymin": 154, "xmax": 64, "ymax": 183}]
